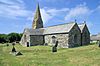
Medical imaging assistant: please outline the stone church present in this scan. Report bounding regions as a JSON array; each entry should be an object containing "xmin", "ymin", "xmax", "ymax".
[{"xmin": 20, "ymin": 4, "xmax": 90, "ymax": 48}]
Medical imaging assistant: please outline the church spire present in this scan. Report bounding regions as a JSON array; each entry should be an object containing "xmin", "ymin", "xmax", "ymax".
[{"xmin": 32, "ymin": 3, "xmax": 43, "ymax": 29}]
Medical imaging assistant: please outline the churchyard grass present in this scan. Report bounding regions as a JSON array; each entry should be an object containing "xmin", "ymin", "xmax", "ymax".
[{"xmin": 0, "ymin": 43, "xmax": 100, "ymax": 66}]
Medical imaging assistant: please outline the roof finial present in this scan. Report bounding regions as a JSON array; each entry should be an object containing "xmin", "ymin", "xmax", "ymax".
[
  {"xmin": 36, "ymin": 0, "xmax": 39, "ymax": 5},
  {"xmin": 37, "ymin": 2, "xmax": 39, "ymax": 7},
  {"xmin": 36, "ymin": 2, "xmax": 40, "ymax": 11},
  {"xmin": 75, "ymin": 19, "xmax": 77, "ymax": 22},
  {"xmin": 84, "ymin": 21, "xmax": 86, "ymax": 24}
]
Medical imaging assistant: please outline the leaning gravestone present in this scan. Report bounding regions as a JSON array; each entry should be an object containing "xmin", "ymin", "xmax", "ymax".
[
  {"xmin": 10, "ymin": 51, "xmax": 23, "ymax": 56},
  {"xmin": 15, "ymin": 51, "xmax": 23, "ymax": 56},
  {"xmin": 55, "ymin": 41, "xmax": 58, "ymax": 47},
  {"xmin": 10, "ymin": 43, "xmax": 23, "ymax": 56},
  {"xmin": 52, "ymin": 41, "xmax": 58, "ymax": 52},
  {"xmin": 10, "ymin": 46, "xmax": 23, "ymax": 56},
  {"xmin": 98, "ymin": 40, "xmax": 100, "ymax": 47}
]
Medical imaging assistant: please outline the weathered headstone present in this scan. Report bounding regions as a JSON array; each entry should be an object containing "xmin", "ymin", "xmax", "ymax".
[
  {"xmin": 52, "ymin": 41, "xmax": 58, "ymax": 52},
  {"xmin": 55, "ymin": 41, "xmax": 58, "ymax": 47},
  {"xmin": 52, "ymin": 46, "xmax": 57, "ymax": 52},
  {"xmin": 10, "ymin": 43, "xmax": 23, "ymax": 56},
  {"xmin": 98, "ymin": 40, "xmax": 100, "ymax": 47},
  {"xmin": 12, "ymin": 46, "xmax": 16, "ymax": 52}
]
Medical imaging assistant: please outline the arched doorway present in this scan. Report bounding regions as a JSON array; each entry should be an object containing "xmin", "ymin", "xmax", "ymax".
[{"xmin": 27, "ymin": 42, "xmax": 29, "ymax": 47}]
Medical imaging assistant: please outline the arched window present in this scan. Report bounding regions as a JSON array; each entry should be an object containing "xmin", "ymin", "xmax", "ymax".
[
  {"xmin": 74, "ymin": 34, "xmax": 77, "ymax": 43},
  {"xmin": 52, "ymin": 36, "xmax": 56, "ymax": 44}
]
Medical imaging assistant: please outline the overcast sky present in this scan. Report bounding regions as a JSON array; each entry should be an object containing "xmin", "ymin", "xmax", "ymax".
[{"xmin": 0, "ymin": 0, "xmax": 100, "ymax": 34}]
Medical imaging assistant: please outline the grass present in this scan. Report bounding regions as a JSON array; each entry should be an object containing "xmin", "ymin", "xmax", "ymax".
[{"xmin": 0, "ymin": 43, "xmax": 100, "ymax": 66}]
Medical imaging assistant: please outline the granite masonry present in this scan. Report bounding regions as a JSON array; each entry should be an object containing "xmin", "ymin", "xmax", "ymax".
[{"xmin": 20, "ymin": 4, "xmax": 90, "ymax": 48}]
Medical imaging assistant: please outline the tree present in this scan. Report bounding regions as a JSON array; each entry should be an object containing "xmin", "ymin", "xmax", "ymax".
[
  {"xmin": 7, "ymin": 33, "xmax": 22, "ymax": 43},
  {"xmin": 0, "ymin": 33, "xmax": 23, "ymax": 43},
  {"xmin": 0, "ymin": 34, "xmax": 8, "ymax": 43}
]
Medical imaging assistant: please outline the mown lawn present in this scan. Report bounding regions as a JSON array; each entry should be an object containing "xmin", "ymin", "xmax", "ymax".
[{"xmin": 0, "ymin": 43, "xmax": 100, "ymax": 66}]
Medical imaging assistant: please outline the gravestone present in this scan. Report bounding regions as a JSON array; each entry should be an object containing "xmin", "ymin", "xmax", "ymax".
[
  {"xmin": 55, "ymin": 41, "xmax": 58, "ymax": 47},
  {"xmin": 12, "ymin": 42, "xmax": 16, "ymax": 52},
  {"xmin": 12, "ymin": 42, "xmax": 15, "ymax": 46},
  {"xmin": 52, "ymin": 46, "xmax": 57, "ymax": 52},
  {"xmin": 52, "ymin": 41, "xmax": 58, "ymax": 52},
  {"xmin": 10, "ymin": 43, "xmax": 23, "ymax": 56},
  {"xmin": 10, "ymin": 51, "xmax": 23, "ymax": 56},
  {"xmin": 6, "ymin": 44, "xmax": 9, "ymax": 46},
  {"xmin": 98, "ymin": 40, "xmax": 100, "ymax": 47},
  {"xmin": 12, "ymin": 46, "xmax": 16, "ymax": 52},
  {"xmin": 11, "ymin": 46, "xmax": 23, "ymax": 56},
  {"xmin": 15, "ymin": 51, "xmax": 23, "ymax": 56}
]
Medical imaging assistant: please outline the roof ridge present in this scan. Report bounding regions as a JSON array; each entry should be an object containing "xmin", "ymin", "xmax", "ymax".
[{"xmin": 44, "ymin": 22, "xmax": 76, "ymax": 28}]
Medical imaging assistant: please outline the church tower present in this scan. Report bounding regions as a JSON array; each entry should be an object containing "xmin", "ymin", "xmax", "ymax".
[{"xmin": 32, "ymin": 3, "xmax": 43, "ymax": 29}]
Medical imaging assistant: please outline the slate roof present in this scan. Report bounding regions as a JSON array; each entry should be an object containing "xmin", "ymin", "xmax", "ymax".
[
  {"xmin": 24, "ymin": 28, "xmax": 44, "ymax": 35},
  {"xmin": 90, "ymin": 35, "xmax": 98, "ymax": 41},
  {"xmin": 24, "ymin": 22, "xmax": 76, "ymax": 35},
  {"xmin": 90, "ymin": 34, "xmax": 100, "ymax": 41},
  {"xmin": 44, "ymin": 22, "xmax": 76, "ymax": 34},
  {"xmin": 78, "ymin": 23, "xmax": 86, "ymax": 33}
]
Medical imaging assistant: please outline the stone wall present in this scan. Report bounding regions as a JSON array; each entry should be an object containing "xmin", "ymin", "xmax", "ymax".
[
  {"xmin": 20, "ymin": 23, "xmax": 90, "ymax": 48},
  {"xmin": 20, "ymin": 34, "xmax": 30, "ymax": 47},
  {"xmin": 81, "ymin": 25, "xmax": 90, "ymax": 45},
  {"xmin": 30, "ymin": 35, "xmax": 44, "ymax": 46},
  {"xmin": 68, "ymin": 24, "xmax": 81, "ymax": 48},
  {"xmin": 45, "ymin": 34, "xmax": 69, "ymax": 48}
]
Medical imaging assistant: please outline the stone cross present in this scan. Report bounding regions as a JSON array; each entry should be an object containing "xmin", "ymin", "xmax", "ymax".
[{"xmin": 75, "ymin": 19, "xmax": 77, "ymax": 22}]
